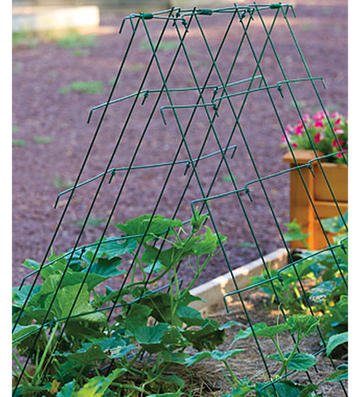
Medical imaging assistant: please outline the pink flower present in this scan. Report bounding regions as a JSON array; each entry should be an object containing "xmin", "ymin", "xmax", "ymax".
[
  {"xmin": 313, "ymin": 110, "xmax": 329, "ymax": 121},
  {"xmin": 285, "ymin": 123, "xmax": 293, "ymax": 133},
  {"xmin": 294, "ymin": 124, "xmax": 304, "ymax": 135},
  {"xmin": 314, "ymin": 120, "xmax": 324, "ymax": 128},
  {"xmin": 331, "ymin": 111, "xmax": 340, "ymax": 119},
  {"xmin": 303, "ymin": 114, "xmax": 311, "ymax": 121},
  {"xmin": 332, "ymin": 138, "xmax": 344, "ymax": 148},
  {"xmin": 314, "ymin": 132, "xmax": 322, "ymax": 144},
  {"xmin": 292, "ymin": 143, "xmax": 299, "ymax": 148},
  {"xmin": 334, "ymin": 127, "xmax": 344, "ymax": 134},
  {"xmin": 334, "ymin": 118, "xmax": 342, "ymax": 125}
]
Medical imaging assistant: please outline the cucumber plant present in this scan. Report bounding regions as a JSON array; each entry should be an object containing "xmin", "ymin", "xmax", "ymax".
[{"xmin": 12, "ymin": 210, "xmax": 236, "ymax": 396}]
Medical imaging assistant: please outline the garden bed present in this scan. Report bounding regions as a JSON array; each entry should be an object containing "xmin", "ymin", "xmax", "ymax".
[
  {"xmin": 184, "ymin": 248, "xmax": 348, "ymax": 396},
  {"xmin": 181, "ymin": 291, "xmax": 348, "ymax": 397}
]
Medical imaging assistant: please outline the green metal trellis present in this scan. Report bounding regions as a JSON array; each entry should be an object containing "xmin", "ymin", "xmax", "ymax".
[{"xmin": 12, "ymin": 3, "xmax": 348, "ymax": 396}]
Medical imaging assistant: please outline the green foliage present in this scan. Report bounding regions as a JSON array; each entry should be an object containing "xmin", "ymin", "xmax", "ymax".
[
  {"xmin": 12, "ymin": 211, "xmax": 348, "ymax": 396},
  {"xmin": 59, "ymin": 81, "xmax": 104, "ymax": 94},
  {"xmin": 57, "ymin": 32, "xmax": 99, "ymax": 49},
  {"xmin": 33, "ymin": 136, "xmax": 55, "ymax": 144},
  {"xmin": 12, "ymin": 139, "xmax": 26, "ymax": 147},
  {"xmin": 284, "ymin": 219, "xmax": 311, "ymax": 249},
  {"xmin": 249, "ymin": 214, "xmax": 348, "ymax": 337},
  {"xmin": 12, "ymin": 212, "xmax": 229, "ymax": 396}
]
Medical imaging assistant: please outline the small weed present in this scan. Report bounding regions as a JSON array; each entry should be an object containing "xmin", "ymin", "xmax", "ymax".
[
  {"xmin": 12, "ymin": 31, "xmax": 39, "ymax": 49},
  {"xmin": 33, "ymin": 136, "xmax": 55, "ymax": 144},
  {"xmin": 71, "ymin": 48, "xmax": 91, "ymax": 57},
  {"xmin": 237, "ymin": 242, "xmax": 257, "ymax": 248},
  {"xmin": 12, "ymin": 126, "xmax": 19, "ymax": 133},
  {"xmin": 140, "ymin": 40, "xmax": 179, "ymax": 51},
  {"xmin": 52, "ymin": 174, "xmax": 73, "ymax": 190},
  {"xmin": 59, "ymin": 81, "xmax": 104, "ymax": 94},
  {"xmin": 72, "ymin": 217, "xmax": 107, "ymax": 227},
  {"xmin": 12, "ymin": 139, "xmax": 26, "ymax": 147},
  {"xmin": 289, "ymin": 100, "xmax": 307, "ymax": 109},
  {"xmin": 57, "ymin": 32, "xmax": 98, "ymax": 48},
  {"xmin": 222, "ymin": 173, "xmax": 236, "ymax": 182}
]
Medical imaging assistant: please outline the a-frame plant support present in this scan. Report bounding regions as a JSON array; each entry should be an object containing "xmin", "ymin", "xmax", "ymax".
[{"xmin": 12, "ymin": 4, "xmax": 348, "ymax": 396}]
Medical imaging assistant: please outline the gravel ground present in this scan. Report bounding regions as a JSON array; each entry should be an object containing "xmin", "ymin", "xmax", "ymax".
[{"xmin": 12, "ymin": 0, "xmax": 348, "ymax": 290}]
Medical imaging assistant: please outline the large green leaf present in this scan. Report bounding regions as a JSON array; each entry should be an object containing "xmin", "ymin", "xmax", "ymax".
[
  {"xmin": 324, "ymin": 364, "xmax": 348, "ymax": 382},
  {"xmin": 176, "ymin": 305, "xmax": 205, "ymax": 327},
  {"xmin": 142, "ymin": 244, "xmax": 192, "ymax": 269},
  {"xmin": 121, "ymin": 303, "xmax": 153, "ymax": 335},
  {"xmin": 287, "ymin": 314, "xmax": 319, "ymax": 338},
  {"xmin": 116, "ymin": 214, "xmax": 182, "ymax": 242},
  {"xmin": 267, "ymin": 352, "xmax": 316, "ymax": 371},
  {"xmin": 85, "ymin": 236, "xmax": 137, "ymax": 259},
  {"xmin": 73, "ymin": 368, "xmax": 126, "ymax": 396},
  {"xmin": 56, "ymin": 380, "xmax": 75, "ymax": 397},
  {"xmin": 46, "ymin": 283, "xmax": 107, "ymax": 325},
  {"xmin": 233, "ymin": 323, "xmax": 267, "ymax": 341},
  {"xmin": 192, "ymin": 226, "xmax": 226, "ymax": 256},
  {"xmin": 326, "ymin": 331, "xmax": 348, "ymax": 356},
  {"xmin": 255, "ymin": 380, "xmax": 318, "ymax": 397},
  {"xmin": 234, "ymin": 322, "xmax": 289, "ymax": 342},
  {"xmin": 55, "ymin": 343, "xmax": 108, "ymax": 364},
  {"xmin": 186, "ymin": 348, "xmax": 245, "ymax": 366},
  {"xmin": 138, "ymin": 292, "xmax": 179, "ymax": 325},
  {"xmin": 12, "ymin": 323, "xmax": 41, "ymax": 346},
  {"xmin": 181, "ymin": 318, "xmax": 225, "ymax": 350},
  {"xmin": 12, "ymin": 284, "xmax": 42, "ymax": 308},
  {"xmin": 93, "ymin": 334, "xmax": 137, "ymax": 359},
  {"xmin": 134, "ymin": 323, "xmax": 170, "ymax": 353}
]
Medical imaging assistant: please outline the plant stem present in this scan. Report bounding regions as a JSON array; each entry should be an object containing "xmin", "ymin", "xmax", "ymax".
[
  {"xmin": 223, "ymin": 360, "xmax": 242, "ymax": 387},
  {"xmin": 141, "ymin": 362, "xmax": 171, "ymax": 389},
  {"xmin": 111, "ymin": 382, "xmax": 148, "ymax": 394},
  {"xmin": 12, "ymin": 350, "xmax": 32, "ymax": 382},
  {"xmin": 33, "ymin": 323, "xmax": 59, "ymax": 385},
  {"xmin": 185, "ymin": 254, "xmax": 212, "ymax": 292},
  {"xmin": 270, "ymin": 335, "xmax": 287, "ymax": 377}
]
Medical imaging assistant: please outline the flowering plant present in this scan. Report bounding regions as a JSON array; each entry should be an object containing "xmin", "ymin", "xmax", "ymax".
[{"xmin": 281, "ymin": 110, "xmax": 348, "ymax": 164}]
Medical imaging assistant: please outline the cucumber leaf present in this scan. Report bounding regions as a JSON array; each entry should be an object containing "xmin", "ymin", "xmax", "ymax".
[
  {"xmin": 186, "ymin": 348, "xmax": 245, "ymax": 366},
  {"xmin": 326, "ymin": 331, "xmax": 348, "ymax": 356},
  {"xmin": 116, "ymin": 214, "xmax": 182, "ymax": 243}
]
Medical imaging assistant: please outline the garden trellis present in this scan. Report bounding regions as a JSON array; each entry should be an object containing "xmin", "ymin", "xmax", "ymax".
[{"xmin": 12, "ymin": 3, "xmax": 348, "ymax": 396}]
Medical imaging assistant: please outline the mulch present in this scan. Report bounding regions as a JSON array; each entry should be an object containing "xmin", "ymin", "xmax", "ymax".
[
  {"xmin": 182, "ymin": 291, "xmax": 348, "ymax": 396},
  {"xmin": 12, "ymin": 0, "xmax": 348, "ymax": 293}
]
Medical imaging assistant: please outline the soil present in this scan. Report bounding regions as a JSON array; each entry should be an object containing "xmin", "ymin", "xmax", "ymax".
[
  {"xmin": 180, "ymin": 291, "xmax": 348, "ymax": 396},
  {"xmin": 12, "ymin": 0, "xmax": 348, "ymax": 292}
]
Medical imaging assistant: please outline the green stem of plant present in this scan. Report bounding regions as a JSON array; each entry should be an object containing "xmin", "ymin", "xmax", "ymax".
[
  {"xmin": 12, "ymin": 350, "xmax": 32, "ymax": 382},
  {"xmin": 141, "ymin": 362, "xmax": 171, "ymax": 389},
  {"xmin": 185, "ymin": 254, "xmax": 212, "ymax": 292},
  {"xmin": 33, "ymin": 323, "xmax": 59, "ymax": 385},
  {"xmin": 111, "ymin": 382, "xmax": 148, "ymax": 394},
  {"xmin": 223, "ymin": 360, "xmax": 242, "ymax": 388},
  {"xmin": 270, "ymin": 335, "xmax": 287, "ymax": 377}
]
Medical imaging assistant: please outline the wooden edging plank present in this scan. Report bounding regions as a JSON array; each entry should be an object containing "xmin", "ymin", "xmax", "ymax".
[{"xmin": 190, "ymin": 248, "xmax": 288, "ymax": 316}]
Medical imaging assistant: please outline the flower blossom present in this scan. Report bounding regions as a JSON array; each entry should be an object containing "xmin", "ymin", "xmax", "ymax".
[
  {"xmin": 334, "ymin": 127, "xmax": 344, "ymax": 134},
  {"xmin": 313, "ymin": 110, "xmax": 329, "ymax": 121},
  {"xmin": 332, "ymin": 138, "xmax": 344, "ymax": 148},
  {"xmin": 314, "ymin": 132, "xmax": 323, "ymax": 144},
  {"xmin": 314, "ymin": 120, "xmax": 324, "ymax": 128},
  {"xmin": 294, "ymin": 124, "xmax": 304, "ymax": 135}
]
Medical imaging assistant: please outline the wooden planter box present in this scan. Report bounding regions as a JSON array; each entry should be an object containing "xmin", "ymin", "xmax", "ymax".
[{"xmin": 283, "ymin": 150, "xmax": 348, "ymax": 250}]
